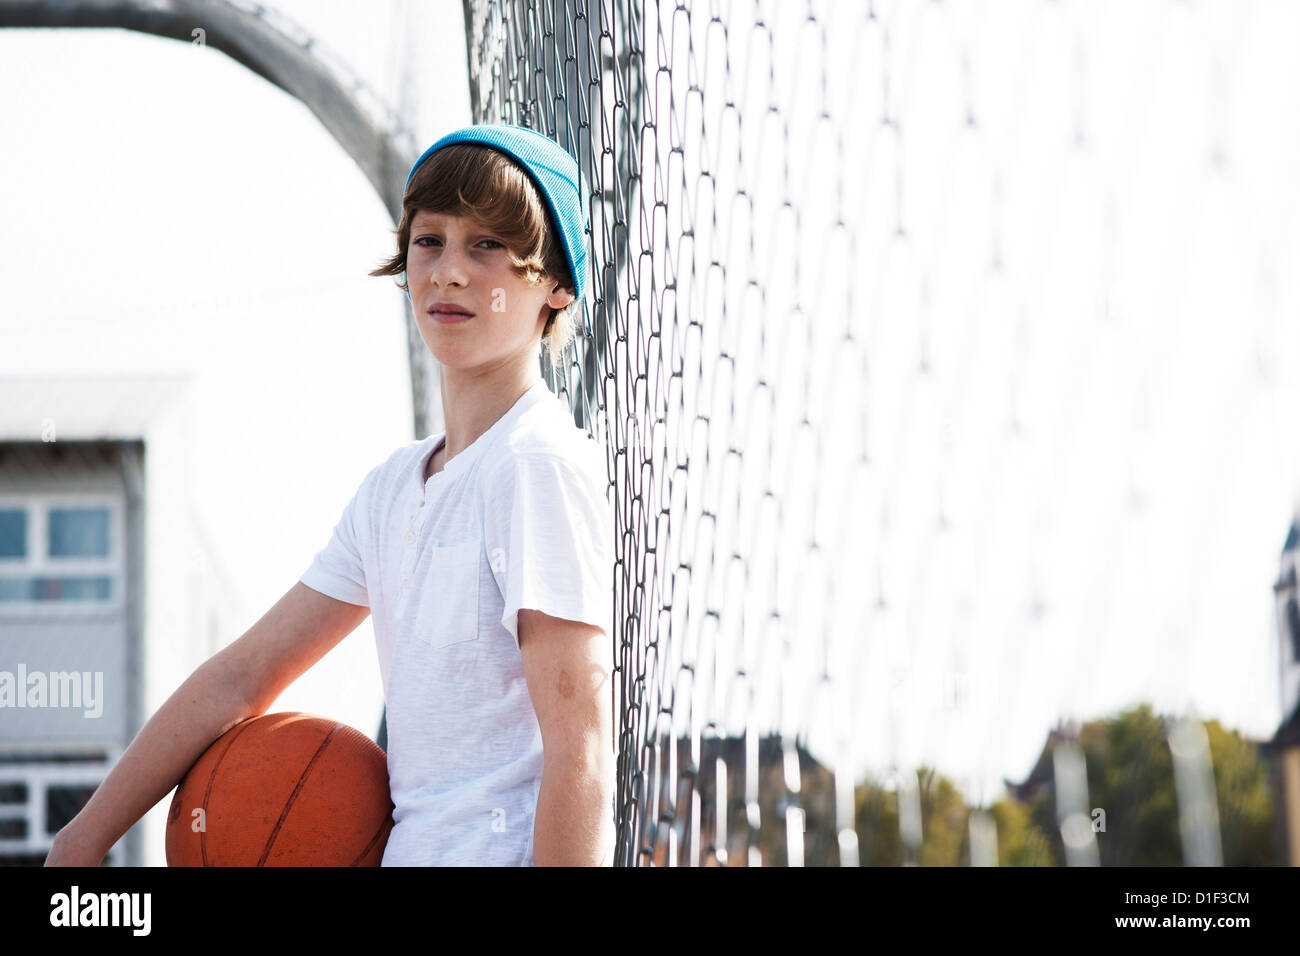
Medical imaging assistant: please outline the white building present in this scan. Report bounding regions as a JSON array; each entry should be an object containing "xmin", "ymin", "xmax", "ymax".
[{"xmin": 0, "ymin": 381, "xmax": 170, "ymax": 865}]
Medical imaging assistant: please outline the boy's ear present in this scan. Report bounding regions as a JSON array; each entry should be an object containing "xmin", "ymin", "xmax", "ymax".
[{"xmin": 547, "ymin": 284, "xmax": 576, "ymax": 310}]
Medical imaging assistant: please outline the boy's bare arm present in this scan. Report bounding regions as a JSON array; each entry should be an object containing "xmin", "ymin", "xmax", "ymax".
[
  {"xmin": 519, "ymin": 608, "xmax": 616, "ymax": 866},
  {"xmin": 44, "ymin": 582, "xmax": 370, "ymax": 866}
]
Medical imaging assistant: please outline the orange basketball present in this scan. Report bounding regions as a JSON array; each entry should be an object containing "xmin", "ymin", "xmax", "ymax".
[{"xmin": 166, "ymin": 712, "xmax": 394, "ymax": 867}]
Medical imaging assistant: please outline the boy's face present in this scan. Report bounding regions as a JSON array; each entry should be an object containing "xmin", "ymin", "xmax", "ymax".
[{"xmin": 406, "ymin": 209, "xmax": 574, "ymax": 372}]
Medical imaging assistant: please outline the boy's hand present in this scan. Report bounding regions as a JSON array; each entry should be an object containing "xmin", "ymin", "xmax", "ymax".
[{"xmin": 44, "ymin": 822, "xmax": 108, "ymax": 867}]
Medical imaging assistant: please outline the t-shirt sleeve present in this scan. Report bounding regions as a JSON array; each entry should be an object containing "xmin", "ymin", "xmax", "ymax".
[
  {"xmin": 299, "ymin": 464, "xmax": 380, "ymax": 608},
  {"xmin": 482, "ymin": 447, "xmax": 614, "ymax": 648}
]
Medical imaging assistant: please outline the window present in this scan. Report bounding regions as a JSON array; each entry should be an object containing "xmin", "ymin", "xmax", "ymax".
[
  {"xmin": 1287, "ymin": 596, "xmax": 1300, "ymax": 664},
  {"xmin": 0, "ymin": 498, "xmax": 121, "ymax": 612},
  {"xmin": 49, "ymin": 508, "xmax": 110, "ymax": 558},
  {"xmin": 0, "ymin": 758, "xmax": 114, "ymax": 866},
  {"xmin": 0, "ymin": 509, "xmax": 25, "ymax": 558},
  {"xmin": 0, "ymin": 782, "xmax": 28, "ymax": 804},
  {"xmin": 45, "ymin": 784, "xmax": 99, "ymax": 835}
]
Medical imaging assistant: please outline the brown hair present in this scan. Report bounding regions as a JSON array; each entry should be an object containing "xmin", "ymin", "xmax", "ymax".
[{"xmin": 370, "ymin": 142, "xmax": 581, "ymax": 365}]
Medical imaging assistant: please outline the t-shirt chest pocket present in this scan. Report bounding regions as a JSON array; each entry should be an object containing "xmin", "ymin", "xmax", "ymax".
[{"xmin": 426, "ymin": 539, "xmax": 481, "ymax": 649}]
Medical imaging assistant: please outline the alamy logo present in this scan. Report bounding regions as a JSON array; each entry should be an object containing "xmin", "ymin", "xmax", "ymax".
[
  {"xmin": 0, "ymin": 666, "xmax": 103, "ymax": 718},
  {"xmin": 49, "ymin": 886, "xmax": 151, "ymax": 936}
]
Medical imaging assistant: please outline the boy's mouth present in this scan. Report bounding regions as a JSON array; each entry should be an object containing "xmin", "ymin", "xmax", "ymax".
[{"xmin": 430, "ymin": 302, "xmax": 475, "ymax": 321}]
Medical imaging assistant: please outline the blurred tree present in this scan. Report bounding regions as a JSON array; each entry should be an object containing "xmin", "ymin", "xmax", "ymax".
[
  {"xmin": 916, "ymin": 767, "xmax": 969, "ymax": 865},
  {"xmin": 986, "ymin": 796, "xmax": 1056, "ymax": 866},
  {"xmin": 852, "ymin": 769, "xmax": 1056, "ymax": 866},
  {"xmin": 1021, "ymin": 704, "xmax": 1274, "ymax": 866},
  {"xmin": 1203, "ymin": 717, "xmax": 1276, "ymax": 866},
  {"xmin": 853, "ymin": 775, "xmax": 901, "ymax": 866}
]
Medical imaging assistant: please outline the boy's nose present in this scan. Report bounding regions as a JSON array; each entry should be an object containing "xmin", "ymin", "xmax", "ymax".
[{"xmin": 428, "ymin": 245, "xmax": 471, "ymax": 287}]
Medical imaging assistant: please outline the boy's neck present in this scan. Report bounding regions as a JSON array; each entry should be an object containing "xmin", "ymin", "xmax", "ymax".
[{"xmin": 435, "ymin": 367, "xmax": 540, "ymax": 471}]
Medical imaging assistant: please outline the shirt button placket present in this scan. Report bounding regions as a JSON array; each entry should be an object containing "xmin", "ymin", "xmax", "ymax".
[{"xmin": 402, "ymin": 501, "xmax": 421, "ymax": 590}]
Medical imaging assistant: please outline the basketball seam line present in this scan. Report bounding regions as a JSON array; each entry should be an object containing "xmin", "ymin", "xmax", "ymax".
[
  {"xmin": 257, "ymin": 722, "xmax": 342, "ymax": 867},
  {"xmin": 350, "ymin": 814, "xmax": 393, "ymax": 867},
  {"xmin": 199, "ymin": 719, "xmax": 257, "ymax": 867}
]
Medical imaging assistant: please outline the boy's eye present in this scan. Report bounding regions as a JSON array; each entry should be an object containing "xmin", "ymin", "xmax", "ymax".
[{"xmin": 414, "ymin": 237, "xmax": 504, "ymax": 249}]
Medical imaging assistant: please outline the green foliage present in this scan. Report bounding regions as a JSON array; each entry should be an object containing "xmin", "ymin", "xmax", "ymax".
[
  {"xmin": 683, "ymin": 703, "xmax": 1277, "ymax": 865},
  {"xmin": 844, "ymin": 703, "xmax": 1276, "ymax": 865},
  {"xmin": 853, "ymin": 775, "xmax": 901, "ymax": 866},
  {"xmin": 1195, "ymin": 717, "xmax": 1275, "ymax": 865},
  {"xmin": 849, "ymin": 769, "xmax": 1056, "ymax": 866},
  {"xmin": 987, "ymin": 797, "xmax": 1056, "ymax": 866},
  {"xmin": 1022, "ymin": 704, "xmax": 1275, "ymax": 866}
]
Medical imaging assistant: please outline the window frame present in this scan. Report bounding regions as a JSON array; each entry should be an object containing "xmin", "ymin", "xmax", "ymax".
[
  {"xmin": 0, "ymin": 755, "xmax": 118, "ymax": 865},
  {"xmin": 0, "ymin": 493, "xmax": 125, "ymax": 617}
]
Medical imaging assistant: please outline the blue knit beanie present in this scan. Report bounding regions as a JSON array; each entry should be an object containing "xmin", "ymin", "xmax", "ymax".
[{"xmin": 400, "ymin": 124, "xmax": 590, "ymax": 308}]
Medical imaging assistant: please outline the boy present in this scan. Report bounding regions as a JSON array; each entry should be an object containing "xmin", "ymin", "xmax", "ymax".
[{"xmin": 46, "ymin": 124, "xmax": 616, "ymax": 866}]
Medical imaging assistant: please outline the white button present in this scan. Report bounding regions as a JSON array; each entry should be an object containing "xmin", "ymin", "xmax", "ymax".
[{"xmin": 405, "ymin": 530, "xmax": 415, "ymax": 545}]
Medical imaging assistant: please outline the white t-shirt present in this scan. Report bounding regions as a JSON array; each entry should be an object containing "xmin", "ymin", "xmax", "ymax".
[{"xmin": 299, "ymin": 378, "xmax": 615, "ymax": 866}]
